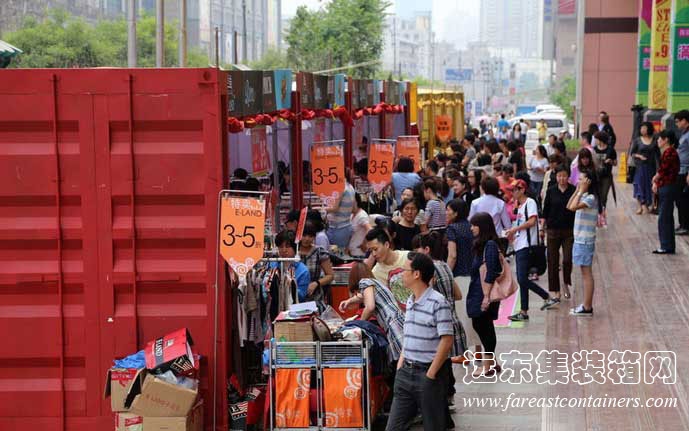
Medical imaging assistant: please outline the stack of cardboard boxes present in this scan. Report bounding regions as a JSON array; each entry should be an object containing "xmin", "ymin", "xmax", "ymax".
[{"xmin": 104, "ymin": 328, "xmax": 203, "ymax": 431}]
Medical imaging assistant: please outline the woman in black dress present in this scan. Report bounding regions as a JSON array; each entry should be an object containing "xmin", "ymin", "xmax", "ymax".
[{"xmin": 630, "ymin": 121, "xmax": 659, "ymax": 215}]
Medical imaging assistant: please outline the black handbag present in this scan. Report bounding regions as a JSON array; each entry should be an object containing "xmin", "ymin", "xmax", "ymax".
[{"xmin": 525, "ymin": 202, "xmax": 547, "ymax": 276}]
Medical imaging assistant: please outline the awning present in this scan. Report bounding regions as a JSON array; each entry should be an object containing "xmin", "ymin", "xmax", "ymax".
[{"xmin": 0, "ymin": 40, "xmax": 22, "ymax": 68}]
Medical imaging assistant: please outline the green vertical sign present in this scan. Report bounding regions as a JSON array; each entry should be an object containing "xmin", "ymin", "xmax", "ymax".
[
  {"xmin": 668, "ymin": 0, "xmax": 689, "ymax": 112},
  {"xmin": 637, "ymin": 0, "xmax": 654, "ymax": 105}
]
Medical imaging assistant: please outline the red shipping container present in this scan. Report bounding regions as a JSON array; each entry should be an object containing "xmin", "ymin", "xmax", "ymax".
[{"xmin": 0, "ymin": 68, "xmax": 230, "ymax": 431}]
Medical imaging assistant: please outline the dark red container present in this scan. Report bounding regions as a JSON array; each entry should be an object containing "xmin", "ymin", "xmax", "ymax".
[{"xmin": 0, "ymin": 68, "xmax": 230, "ymax": 431}]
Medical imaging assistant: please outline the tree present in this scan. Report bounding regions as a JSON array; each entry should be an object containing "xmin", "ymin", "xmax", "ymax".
[
  {"xmin": 3, "ymin": 10, "xmax": 102, "ymax": 68},
  {"xmin": 550, "ymin": 75, "xmax": 576, "ymax": 121},
  {"xmin": 248, "ymin": 47, "xmax": 289, "ymax": 70},
  {"xmin": 285, "ymin": 0, "xmax": 390, "ymax": 77},
  {"xmin": 4, "ymin": 9, "xmax": 209, "ymax": 68}
]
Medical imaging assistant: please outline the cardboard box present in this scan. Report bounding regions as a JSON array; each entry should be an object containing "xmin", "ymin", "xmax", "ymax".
[
  {"xmin": 115, "ymin": 412, "xmax": 143, "ymax": 431},
  {"xmin": 143, "ymin": 401, "xmax": 204, "ymax": 431},
  {"xmin": 144, "ymin": 328, "xmax": 195, "ymax": 376},
  {"xmin": 125, "ymin": 370, "xmax": 199, "ymax": 417},
  {"xmin": 104, "ymin": 368, "xmax": 142, "ymax": 412},
  {"xmin": 273, "ymin": 312, "xmax": 314, "ymax": 342}
]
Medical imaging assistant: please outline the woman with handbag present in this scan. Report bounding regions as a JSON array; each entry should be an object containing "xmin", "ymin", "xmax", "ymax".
[
  {"xmin": 505, "ymin": 179, "xmax": 559, "ymax": 322},
  {"xmin": 466, "ymin": 213, "xmax": 507, "ymax": 377}
]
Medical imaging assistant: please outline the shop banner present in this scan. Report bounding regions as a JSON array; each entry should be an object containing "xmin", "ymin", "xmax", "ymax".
[
  {"xmin": 227, "ymin": 70, "xmax": 244, "ymax": 117},
  {"xmin": 328, "ymin": 74, "xmax": 346, "ymax": 108},
  {"xmin": 385, "ymin": 80, "xmax": 399, "ymax": 105},
  {"xmin": 349, "ymin": 78, "xmax": 360, "ymax": 109},
  {"xmin": 365, "ymin": 80, "xmax": 375, "ymax": 107},
  {"xmin": 219, "ymin": 197, "xmax": 266, "ymax": 278},
  {"xmin": 435, "ymin": 114, "xmax": 452, "ymax": 143},
  {"xmin": 368, "ymin": 141, "xmax": 394, "ymax": 193},
  {"xmin": 372, "ymin": 80, "xmax": 381, "ymax": 105},
  {"xmin": 649, "ymin": 0, "xmax": 672, "ymax": 110},
  {"xmin": 636, "ymin": 0, "xmax": 654, "ymax": 105},
  {"xmin": 323, "ymin": 368, "xmax": 363, "ymax": 428},
  {"xmin": 262, "ymin": 71, "xmax": 277, "ymax": 113},
  {"xmin": 251, "ymin": 127, "xmax": 270, "ymax": 176},
  {"xmin": 314, "ymin": 74, "xmax": 329, "ymax": 109},
  {"xmin": 668, "ymin": 0, "xmax": 689, "ymax": 112},
  {"xmin": 311, "ymin": 142, "xmax": 345, "ymax": 207},
  {"xmin": 358, "ymin": 79, "xmax": 369, "ymax": 108},
  {"xmin": 398, "ymin": 81, "xmax": 407, "ymax": 106},
  {"xmin": 409, "ymin": 82, "xmax": 418, "ymax": 124},
  {"xmin": 242, "ymin": 70, "xmax": 263, "ymax": 116},
  {"xmin": 299, "ymin": 72, "xmax": 315, "ymax": 109},
  {"xmin": 396, "ymin": 135, "xmax": 421, "ymax": 172},
  {"xmin": 275, "ymin": 369, "xmax": 311, "ymax": 428},
  {"xmin": 314, "ymin": 118, "xmax": 328, "ymax": 143},
  {"xmin": 275, "ymin": 69, "xmax": 293, "ymax": 111}
]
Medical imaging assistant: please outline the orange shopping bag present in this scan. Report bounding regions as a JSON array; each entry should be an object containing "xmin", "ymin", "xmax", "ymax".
[
  {"xmin": 275, "ymin": 369, "xmax": 311, "ymax": 428},
  {"xmin": 323, "ymin": 368, "xmax": 364, "ymax": 428}
]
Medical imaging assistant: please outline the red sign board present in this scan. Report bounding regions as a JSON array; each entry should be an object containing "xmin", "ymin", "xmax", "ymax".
[
  {"xmin": 396, "ymin": 136, "xmax": 421, "ymax": 172},
  {"xmin": 368, "ymin": 142, "xmax": 394, "ymax": 193},
  {"xmin": 251, "ymin": 127, "xmax": 271, "ymax": 176},
  {"xmin": 435, "ymin": 115, "xmax": 452, "ymax": 143}
]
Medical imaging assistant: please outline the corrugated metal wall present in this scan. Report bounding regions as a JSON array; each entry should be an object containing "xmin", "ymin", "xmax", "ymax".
[{"xmin": 0, "ymin": 68, "xmax": 229, "ymax": 431}]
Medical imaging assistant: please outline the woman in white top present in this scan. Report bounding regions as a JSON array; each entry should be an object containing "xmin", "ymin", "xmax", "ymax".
[
  {"xmin": 468, "ymin": 176, "xmax": 512, "ymax": 235},
  {"xmin": 528, "ymin": 145, "xmax": 549, "ymax": 198},
  {"xmin": 348, "ymin": 194, "xmax": 372, "ymax": 257}
]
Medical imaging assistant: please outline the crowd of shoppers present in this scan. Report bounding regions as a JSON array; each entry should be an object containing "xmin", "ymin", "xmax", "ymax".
[{"xmin": 266, "ymin": 109, "xmax": 689, "ymax": 430}]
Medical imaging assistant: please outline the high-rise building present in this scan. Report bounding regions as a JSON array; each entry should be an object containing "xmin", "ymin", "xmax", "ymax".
[
  {"xmin": 554, "ymin": 0, "xmax": 577, "ymax": 82},
  {"xmin": 382, "ymin": 11, "xmax": 434, "ymax": 79},
  {"xmin": 480, "ymin": 0, "xmax": 542, "ymax": 58}
]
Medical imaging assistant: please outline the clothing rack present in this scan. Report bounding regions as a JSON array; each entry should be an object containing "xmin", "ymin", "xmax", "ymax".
[{"xmin": 213, "ymin": 188, "xmax": 270, "ymax": 429}]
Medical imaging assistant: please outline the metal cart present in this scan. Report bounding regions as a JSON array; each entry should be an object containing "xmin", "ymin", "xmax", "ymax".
[{"xmin": 269, "ymin": 340, "xmax": 375, "ymax": 431}]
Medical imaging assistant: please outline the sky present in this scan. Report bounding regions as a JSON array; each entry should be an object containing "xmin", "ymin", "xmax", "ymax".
[{"xmin": 282, "ymin": 0, "xmax": 480, "ymax": 49}]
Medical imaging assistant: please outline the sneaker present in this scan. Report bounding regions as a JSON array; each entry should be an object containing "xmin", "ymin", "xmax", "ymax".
[
  {"xmin": 570, "ymin": 304, "xmax": 593, "ymax": 317},
  {"xmin": 676, "ymin": 228, "xmax": 689, "ymax": 236},
  {"xmin": 508, "ymin": 312, "xmax": 529, "ymax": 321},
  {"xmin": 541, "ymin": 297, "xmax": 561, "ymax": 310}
]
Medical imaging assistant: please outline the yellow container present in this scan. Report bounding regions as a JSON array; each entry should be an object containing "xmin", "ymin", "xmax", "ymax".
[{"xmin": 417, "ymin": 88, "xmax": 465, "ymax": 159}]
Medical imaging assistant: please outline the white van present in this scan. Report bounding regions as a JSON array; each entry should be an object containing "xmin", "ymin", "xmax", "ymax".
[{"xmin": 520, "ymin": 112, "xmax": 569, "ymax": 165}]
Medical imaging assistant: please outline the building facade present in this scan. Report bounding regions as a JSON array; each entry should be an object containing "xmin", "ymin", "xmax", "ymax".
[
  {"xmin": 577, "ymin": 0, "xmax": 638, "ymax": 149},
  {"xmin": 382, "ymin": 11, "xmax": 433, "ymax": 79},
  {"xmin": 480, "ymin": 0, "xmax": 542, "ymax": 58}
]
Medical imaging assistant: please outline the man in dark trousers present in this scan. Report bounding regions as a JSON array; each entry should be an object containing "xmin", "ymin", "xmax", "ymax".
[
  {"xmin": 385, "ymin": 253, "xmax": 454, "ymax": 431},
  {"xmin": 674, "ymin": 110, "xmax": 689, "ymax": 236}
]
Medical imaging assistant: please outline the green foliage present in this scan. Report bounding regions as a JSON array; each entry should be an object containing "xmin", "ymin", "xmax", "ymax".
[
  {"xmin": 248, "ymin": 47, "xmax": 289, "ymax": 70},
  {"xmin": 285, "ymin": 0, "xmax": 390, "ymax": 77},
  {"xmin": 550, "ymin": 75, "xmax": 576, "ymax": 121},
  {"xmin": 3, "ymin": 8, "xmax": 209, "ymax": 68}
]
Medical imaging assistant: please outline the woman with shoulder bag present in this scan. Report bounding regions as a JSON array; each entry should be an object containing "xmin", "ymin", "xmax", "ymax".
[
  {"xmin": 505, "ymin": 180, "xmax": 559, "ymax": 322},
  {"xmin": 466, "ymin": 212, "xmax": 507, "ymax": 377}
]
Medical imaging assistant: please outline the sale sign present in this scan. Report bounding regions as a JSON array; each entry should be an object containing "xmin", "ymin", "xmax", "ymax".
[
  {"xmin": 368, "ymin": 141, "xmax": 394, "ymax": 193},
  {"xmin": 251, "ymin": 127, "xmax": 271, "ymax": 176},
  {"xmin": 396, "ymin": 136, "xmax": 421, "ymax": 172},
  {"xmin": 220, "ymin": 197, "xmax": 266, "ymax": 278},
  {"xmin": 311, "ymin": 143, "xmax": 345, "ymax": 208},
  {"xmin": 435, "ymin": 115, "xmax": 452, "ymax": 143}
]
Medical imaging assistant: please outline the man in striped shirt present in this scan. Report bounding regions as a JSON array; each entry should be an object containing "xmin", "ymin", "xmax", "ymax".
[
  {"xmin": 386, "ymin": 253, "xmax": 453, "ymax": 431},
  {"xmin": 567, "ymin": 169, "xmax": 599, "ymax": 317}
]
